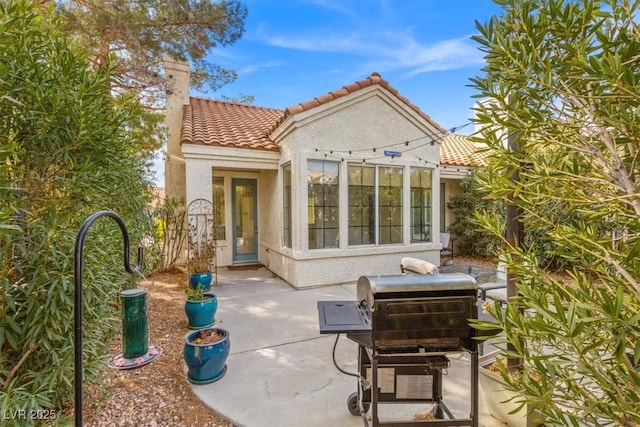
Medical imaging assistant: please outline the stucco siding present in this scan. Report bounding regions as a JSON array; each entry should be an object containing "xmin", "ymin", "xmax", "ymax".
[
  {"xmin": 176, "ymin": 79, "xmax": 461, "ymax": 289},
  {"xmin": 267, "ymin": 245, "xmax": 440, "ymax": 288}
]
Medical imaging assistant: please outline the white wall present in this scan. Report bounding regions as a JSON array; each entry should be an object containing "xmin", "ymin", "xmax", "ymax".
[
  {"xmin": 181, "ymin": 85, "xmax": 451, "ymax": 289},
  {"xmin": 267, "ymin": 86, "xmax": 447, "ymax": 288}
]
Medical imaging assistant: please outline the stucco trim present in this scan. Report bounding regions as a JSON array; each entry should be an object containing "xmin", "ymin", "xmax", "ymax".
[{"xmin": 182, "ymin": 144, "xmax": 280, "ymax": 170}]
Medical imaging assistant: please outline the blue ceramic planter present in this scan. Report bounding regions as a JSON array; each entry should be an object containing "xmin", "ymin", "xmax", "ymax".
[
  {"xmin": 184, "ymin": 328, "xmax": 230, "ymax": 384},
  {"xmin": 189, "ymin": 271, "xmax": 212, "ymax": 291},
  {"xmin": 184, "ymin": 293, "xmax": 217, "ymax": 329}
]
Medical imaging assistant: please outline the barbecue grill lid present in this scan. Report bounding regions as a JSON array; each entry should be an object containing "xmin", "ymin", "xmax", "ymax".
[{"xmin": 357, "ymin": 273, "xmax": 477, "ymax": 304}]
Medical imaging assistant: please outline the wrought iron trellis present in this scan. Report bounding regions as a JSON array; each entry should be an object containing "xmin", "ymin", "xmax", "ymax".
[{"xmin": 187, "ymin": 198, "xmax": 217, "ymax": 285}]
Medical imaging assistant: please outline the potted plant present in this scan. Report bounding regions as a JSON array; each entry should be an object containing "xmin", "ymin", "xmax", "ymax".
[
  {"xmin": 186, "ymin": 237, "xmax": 216, "ymax": 291},
  {"xmin": 478, "ymin": 352, "xmax": 544, "ymax": 427},
  {"xmin": 474, "ymin": 298, "xmax": 544, "ymax": 427},
  {"xmin": 184, "ymin": 327, "xmax": 230, "ymax": 384},
  {"xmin": 184, "ymin": 285, "xmax": 218, "ymax": 329}
]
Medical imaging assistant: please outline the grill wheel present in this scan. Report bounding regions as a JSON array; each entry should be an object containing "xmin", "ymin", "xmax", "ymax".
[{"xmin": 347, "ymin": 392, "xmax": 370, "ymax": 416}]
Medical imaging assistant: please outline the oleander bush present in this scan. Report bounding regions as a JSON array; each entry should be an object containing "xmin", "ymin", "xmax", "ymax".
[
  {"xmin": 472, "ymin": 0, "xmax": 640, "ymax": 425},
  {"xmin": 0, "ymin": 1, "xmax": 153, "ymax": 424}
]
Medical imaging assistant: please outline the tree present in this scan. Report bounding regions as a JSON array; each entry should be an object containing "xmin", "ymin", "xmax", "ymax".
[
  {"xmin": 0, "ymin": 1, "xmax": 153, "ymax": 421},
  {"xmin": 53, "ymin": 0, "xmax": 248, "ymax": 151},
  {"xmin": 471, "ymin": 0, "xmax": 640, "ymax": 425}
]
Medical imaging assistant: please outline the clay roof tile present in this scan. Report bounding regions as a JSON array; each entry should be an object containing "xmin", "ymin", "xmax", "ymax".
[
  {"xmin": 180, "ymin": 97, "xmax": 283, "ymax": 152},
  {"xmin": 440, "ymin": 134, "xmax": 490, "ymax": 167},
  {"xmin": 181, "ymin": 73, "xmax": 460, "ymax": 158}
]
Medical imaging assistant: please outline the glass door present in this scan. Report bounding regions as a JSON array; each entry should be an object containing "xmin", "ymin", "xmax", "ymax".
[{"xmin": 232, "ymin": 179, "xmax": 258, "ymax": 262}]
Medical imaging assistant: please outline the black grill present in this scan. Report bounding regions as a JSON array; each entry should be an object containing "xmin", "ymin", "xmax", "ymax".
[
  {"xmin": 358, "ymin": 274, "xmax": 478, "ymax": 351},
  {"xmin": 318, "ymin": 273, "xmax": 481, "ymax": 427}
]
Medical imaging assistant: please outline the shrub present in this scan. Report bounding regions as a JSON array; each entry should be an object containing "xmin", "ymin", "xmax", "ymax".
[
  {"xmin": 447, "ymin": 171, "xmax": 504, "ymax": 257},
  {"xmin": 0, "ymin": 2, "xmax": 152, "ymax": 424},
  {"xmin": 472, "ymin": 1, "xmax": 640, "ymax": 424}
]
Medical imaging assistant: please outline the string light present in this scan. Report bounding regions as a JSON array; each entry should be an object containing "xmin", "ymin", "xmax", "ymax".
[
  {"xmin": 310, "ymin": 120, "xmax": 471, "ymax": 158},
  {"xmin": 307, "ymin": 120, "xmax": 475, "ymax": 169}
]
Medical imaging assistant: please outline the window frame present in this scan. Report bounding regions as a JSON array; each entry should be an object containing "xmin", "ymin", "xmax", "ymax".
[
  {"xmin": 307, "ymin": 159, "xmax": 340, "ymax": 250},
  {"xmin": 211, "ymin": 176, "xmax": 226, "ymax": 240},
  {"xmin": 410, "ymin": 167, "xmax": 433, "ymax": 243},
  {"xmin": 283, "ymin": 163, "xmax": 292, "ymax": 248},
  {"xmin": 348, "ymin": 164, "xmax": 404, "ymax": 246}
]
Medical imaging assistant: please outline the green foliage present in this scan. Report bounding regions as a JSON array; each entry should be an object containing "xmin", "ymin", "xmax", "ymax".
[
  {"xmin": 472, "ymin": 0, "xmax": 640, "ymax": 425},
  {"xmin": 144, "ymin": 196, "xmax": 187, "ymax": 272},
  {"xmin": 56, "ymin": 0, "xmax": 248, "ymax": 96},
  {"xmin": 447, "ymin": 172, "xmax": 504, "ymax": 256},
  {"xmin": 185, "ymin": 285, "xmax": 209, "ymax": 301},
  {"xmin": 51, "ymin": 0, "xmax": 249, "ymax": 153},
  {"xmin": 0, "ymin": 1, "xmax": 152, "ymax": 424}
]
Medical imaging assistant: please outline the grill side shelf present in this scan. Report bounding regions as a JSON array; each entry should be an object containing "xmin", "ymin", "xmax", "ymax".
[{"xmin": 317, "ymin": 300, "xmax": 371, "ymax": 335}]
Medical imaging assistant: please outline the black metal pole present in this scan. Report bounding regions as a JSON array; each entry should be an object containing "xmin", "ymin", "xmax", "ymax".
[{"xmin": 73, "ymin": 210, "xmax": 143, "ymax": 427}]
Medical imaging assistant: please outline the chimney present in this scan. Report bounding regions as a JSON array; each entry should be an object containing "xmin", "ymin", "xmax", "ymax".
[{"xmin": 163, "ymin": 57, "xmax": 190, "ymax": 201}]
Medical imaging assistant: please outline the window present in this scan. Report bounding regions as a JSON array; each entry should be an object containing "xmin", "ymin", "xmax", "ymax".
[
  {"xmin": 283, "ymin": 163, "xmax": 292, "ymax": 248},
  {"xmin": 307, "ymin": 160, "xmax": 339, "ymax": 249},
  {"xmin": 212, "ymin": 176, "xmax": 225, "ymax": 239},
  {"xmin": 349, "ymin": 165, "xmax": 403, "ymax": 245},
  {"xmin": 410, "ymin": 168, "xmax": 433, "ymax": 242},
  {"xmin": 378, "ymin": 167, "xmax": 403, "ymax": 244},
  {"xmin": 348, "ymin": 165, "xmax": 375, "ymax": 245}
]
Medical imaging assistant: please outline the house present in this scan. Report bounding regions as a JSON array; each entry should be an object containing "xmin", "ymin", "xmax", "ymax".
[{"xmin": 164, "ymin": 58, "xmax": 485, "ymax": 288}]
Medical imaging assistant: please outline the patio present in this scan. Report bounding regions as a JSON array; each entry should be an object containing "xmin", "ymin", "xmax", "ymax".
[{"xmin": 189, "ymin": 266, "xmax": 506, "ymax": 427}]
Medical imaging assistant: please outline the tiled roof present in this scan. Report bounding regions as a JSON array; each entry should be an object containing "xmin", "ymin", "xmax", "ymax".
[
  {"xmin": 179, "ymin": 77, "xmax": 485, "ymax": 168},
  {"xmin": 180, "ymin": 97, "xmax": 283, "ymax": 152},
  {"xmin": 270, "ymin": 72, "xmax": 448, "ymax": 135},
  {"xmin": 440, "ymin": 134, "xmax": 489, "ymax": 167}
]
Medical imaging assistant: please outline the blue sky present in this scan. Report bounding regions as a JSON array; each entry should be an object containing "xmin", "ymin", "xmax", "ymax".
[
  {"xmin": 196, "ymin": 0, "xmax": 504, "ymax": 131},
  {"xmin": 154, "ymin": 0, "xmax": 505, "ymax": 185}
]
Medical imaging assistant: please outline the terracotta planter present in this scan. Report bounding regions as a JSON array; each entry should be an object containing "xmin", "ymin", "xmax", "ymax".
[{"xmin": 479, "ymin": 363, "xmax": 544, "ymax": 427}]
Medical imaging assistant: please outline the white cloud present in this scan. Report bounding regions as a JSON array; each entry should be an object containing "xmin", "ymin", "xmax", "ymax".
[
  {"xmin": 302, "ymin": 0, "xmax": 354, "ymax": 15},
  {"xmin": 238, "ymin": 60, "xmax": 283, "ymax": 76},
  {"xmin": 257, "ymin": 29, "xmax": 483, "ymax": 75},
  {"xmin": 260, "ymin": 31, "xmax": 370, "ymax": 54}
]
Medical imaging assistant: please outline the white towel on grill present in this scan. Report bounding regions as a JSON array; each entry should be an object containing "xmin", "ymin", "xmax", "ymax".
[{"xmin": 401, "ymin": 257, "xmax": 439, "ymax": 275}]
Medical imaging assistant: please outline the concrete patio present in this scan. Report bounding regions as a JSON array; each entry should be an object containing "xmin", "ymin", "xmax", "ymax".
[{"xmin": 189, "ymin": 266, "xmax": 505, "ymax": 427}]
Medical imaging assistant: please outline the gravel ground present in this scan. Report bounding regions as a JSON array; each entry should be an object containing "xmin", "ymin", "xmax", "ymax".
[{"xmin": 83, "ymin": 268, "xmax": 233, "ymax": 427}]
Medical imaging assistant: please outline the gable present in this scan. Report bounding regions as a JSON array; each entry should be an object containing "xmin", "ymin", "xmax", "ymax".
[
  {"xmin": 270, "ymin": 72, "xmax": 446, "ymax": 136},
  {"xmin": 274, "ymin": 88, "xmax": 444, "ymax": 162},
  {"xmin": 270, "ymin": 73, "xmax": 446, "ymax": 145}
]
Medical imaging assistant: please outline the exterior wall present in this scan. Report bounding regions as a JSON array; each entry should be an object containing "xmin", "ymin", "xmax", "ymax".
[
  {"xmin": 258, "ymin": 170, "xmax": 278, "ymax": 267},
  {"xmin": 163, "ymin": 58, "xmax": 190, "ymax": 201},
  {"xmin": 439, "ymin": 166, "xmax": 472, "ymax": 233},
  {"xmin": 175, "ymin": 79, "xmax": 459, "ymax": 288},
  {"xmin": 182, "ymin": 144, "xmax": 279, "ymax": 268},
  {"xmin": 268, "ymin": 87, "xmax": 446, "ymax": 288}
]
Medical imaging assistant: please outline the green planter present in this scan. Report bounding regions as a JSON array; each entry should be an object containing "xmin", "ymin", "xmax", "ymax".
[
  {"xmin": 184, "ymin": 328, "xmax": 230, "ymax": 384},
  {"xmin": 184, "ymin": 293, "xmax": 218, "ymax": 329},
  {"xmin": 189, "ymin": 271, "xmax": 212, "ymax": 291}
]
